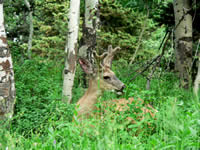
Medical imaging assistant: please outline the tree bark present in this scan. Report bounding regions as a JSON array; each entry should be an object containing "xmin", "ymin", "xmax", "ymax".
[
  {"xmin": 24, "ymin": 0, "xmax": 33, "ymax": 59},
  {"xmin": 194, "ymin": 52, "xmax": 200, "ymax": 96},
  {"xmin": 62, "ymin": 0, "xmax": 80, "ymax": 103},
  {"xmin": 173, "ymin": 0, "xmax": 193, "ymax": 89},
  {"xmin": 0, "ymin": 1, "xmax": 16, "ymax": 121},
  {"xmin": 78, "ymin": 0, "xmax": 99, "ymax": 88},
  {"xmin": 79, "ymin": 0, "xmax": 99, "ymax": 62}
]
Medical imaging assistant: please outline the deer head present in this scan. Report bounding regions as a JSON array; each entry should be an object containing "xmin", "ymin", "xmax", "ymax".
[{"xmin": 78, "ymin": 45, "xmax": 125, "ymax": 93}]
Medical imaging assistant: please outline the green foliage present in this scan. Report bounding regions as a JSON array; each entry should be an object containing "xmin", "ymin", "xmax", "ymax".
[
  {"xmin": 116, "ymin": 0, "xmax": 165, "ymax": 9},
  {"xmin": 4, "ymin": 0, "xmax": 29, "ymax": 41},
  {"xmin": 4, "ymin": 0, "xmax": 69, "ymax": 60},
  {"xmin": 98, "ymin": 0, "xmax": 160, "ymax": 61},
  {"xmin": 116, "ymin": 0, "xmax": 174, "ymax": 27},
  {"xmin": 0, "ymin": 61, "xmax": 199, "ymax": 149},
  {"xmin": 32, "ymin": 0, "xmax": 69, "ymax": 59},
  {"xmin": 1, "ymin": 0, "xmax": 199, "ymax": 149},
  {"xmin": 11, "ymin": 57, "xmax": 74, "ymax": 136}
]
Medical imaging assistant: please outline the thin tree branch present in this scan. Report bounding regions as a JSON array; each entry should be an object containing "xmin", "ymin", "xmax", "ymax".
[
  {"xmin": 24, "ymin": 0, "xmax": 33, "ymax": 59},
  {"xmin": 130, "ymin": 30, "xmax": 170, "ymax": 82},
  {"xmin": 130, "ymin": 31, "xmax": 172, "ymax": 81},
  {"xmin": 129, "ymin": 5, "xmax": 149, "ymax": 65}
]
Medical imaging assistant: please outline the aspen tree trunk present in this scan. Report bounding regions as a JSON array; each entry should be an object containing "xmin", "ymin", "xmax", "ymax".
[
  {"xmin": 0, "ymin": 0, "xmax": 16, "ymax": 121},
  {"xmin": 79, "ymin": 0, "xmax": 99, "ymax": 62},
  {"xmin": 173, "ymin": 0, "xmax": 193, "ymax": 89},
  {"xmin": 24, "ymin": 0, "xmax": 33, "ymax": 59},
  {"xmin": 194, "ymin": 53, "xmax": 200, "ymax": 96},
  {"xmin": 62, "ymin": 0, "xmax": 80, "ymax": 103}
]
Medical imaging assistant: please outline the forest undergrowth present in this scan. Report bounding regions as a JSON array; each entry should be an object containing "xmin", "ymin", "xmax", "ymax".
[
  {"xmin": 0, "ymin": 57, "xmax": 199, "ymax": 150},
  {"xmin": 1, "ymin": 0, "xmax": 200, "ymax": 149}
]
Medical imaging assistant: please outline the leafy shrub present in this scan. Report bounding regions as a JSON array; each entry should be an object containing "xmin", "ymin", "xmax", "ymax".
[{"xmin": 11, "ymin": 58, "xmax": 75, "ymax": 136}]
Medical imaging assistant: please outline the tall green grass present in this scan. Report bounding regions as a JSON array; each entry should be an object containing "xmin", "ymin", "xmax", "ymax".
[{"xmin": 0, "ymin": 58, "xmax": 199, "ymax": 150}]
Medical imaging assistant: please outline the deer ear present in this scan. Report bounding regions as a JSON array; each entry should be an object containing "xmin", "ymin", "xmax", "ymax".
[{"xmin": 78, "ymin": 58, "xmax": 94, "ymax": 75}]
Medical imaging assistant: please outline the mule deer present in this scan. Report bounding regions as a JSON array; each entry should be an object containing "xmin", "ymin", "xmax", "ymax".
[{"xmin": 75, "ymin": 45, "xmax": 157, "ymax": 123}]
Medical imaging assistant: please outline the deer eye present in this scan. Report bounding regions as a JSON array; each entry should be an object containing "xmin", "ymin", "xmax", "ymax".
[{"xmin": 103, "ymin": 76, "xmax": 111, "ymax": 80}]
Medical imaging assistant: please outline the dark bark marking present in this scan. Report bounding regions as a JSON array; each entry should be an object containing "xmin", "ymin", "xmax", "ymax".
[
  {"xmin": 0, "ymin": 59, "xmax": 11, "ymax": 71},
  {"xmin": 179, "ymin": 36, "xmax": 192, "ymax": 42},
  {"xmin": 84, "ymin": 27, "xmax": 96, "ymax": 46},
  {"xmin": 64, "ymin": 69, "xmax": 70, "ymax": 74},
  {"xmin": 0, "ymin": 82, "xmax": 10, "ymax": 96},
  {"xmin": 83, "ymin": 26, "xmax": 97, "ymax": 62},
  {"xmin": 185, "ymin": 26, "xmax": 187, "ymax": 34},
  {"xmin": 0, "ymin": 47, "xmax": 9, "ymax": 57},
  {"xmin": 177, "ymin": 42, "xmax": 192, "ymax": 63},
  {"xmin": 0, "ymin": 0, "xmax": 3, "ymax": 4}
]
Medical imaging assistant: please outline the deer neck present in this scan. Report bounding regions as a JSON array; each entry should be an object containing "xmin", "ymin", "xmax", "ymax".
[{"xmin": 77, "ymin": 78, "xmax": 102, "ymax": 118}]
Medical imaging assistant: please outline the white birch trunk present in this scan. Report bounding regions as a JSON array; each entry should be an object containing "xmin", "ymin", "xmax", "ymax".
[
  {"xmin": 0, "ymin": 1, "xmax": 16, "ymax": 121},
  {"xmin": 85, "ymin": 0, "xmax": 99, "ymax": 29},
  {"xmin": 62, "ymin": 0, "xmax": 80, "ymax": 103},
  {"xmin": 79, "ymin": 0, "xmax": 99, "ymax": 61},
  {"xmin": 173, "ymin": 0, "xmax": 193, "ymax": 89},
  {"xmin": 194, "ymin": 53, "xmax": 200, "ymax": 96},
  {"xmin": 24, "ymin": 0, "xmax": 33, "ymax": 59}
]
